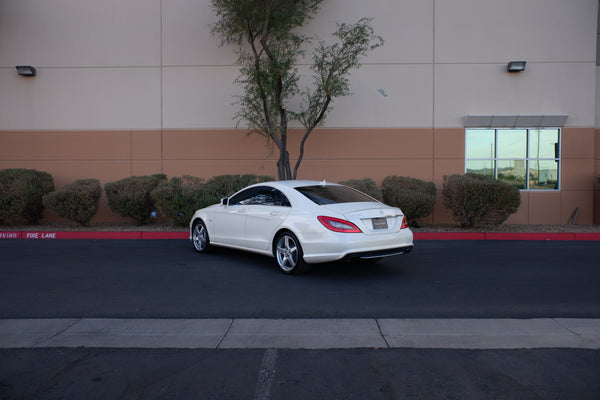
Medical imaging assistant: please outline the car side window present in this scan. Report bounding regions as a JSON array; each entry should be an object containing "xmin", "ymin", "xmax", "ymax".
[
  {"xmin": 260, "ymin": 187, "xmax": 291, "ymax": 207},
  {"xmin": 229, "ymin": 187, "xmax": 260, "ymax": 206},
  {"xmin": 229, "ymin": 187, "xmax": 291, "ymax": 207}
]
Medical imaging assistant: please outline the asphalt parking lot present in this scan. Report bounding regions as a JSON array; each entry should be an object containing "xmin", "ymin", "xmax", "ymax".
[
  {"xmin": 1, "ymin": 239, "xmax": 599, "ymax": 399},
  {"xmin": 1, "ymin": 239, "xmax": 599, "ymax": 319}
]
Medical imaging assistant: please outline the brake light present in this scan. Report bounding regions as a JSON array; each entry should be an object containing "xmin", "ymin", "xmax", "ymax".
[
  {"xmin": 401, "ymin": 216, "xmax": 409, "ymax": 229},
  {"xmin": 318, "ymin": 216, "xmax": 362, "ymax": 233}
]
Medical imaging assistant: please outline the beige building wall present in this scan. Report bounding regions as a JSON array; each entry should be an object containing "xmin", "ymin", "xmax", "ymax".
[{"xmin": 1, "ymin": 0, "xmax": 598, "ymax": 224}]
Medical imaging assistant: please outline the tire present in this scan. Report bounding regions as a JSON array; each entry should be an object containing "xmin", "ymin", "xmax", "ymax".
[
  {"xmin": 274, "ymin": 231, "xmax": 309, "ymax": 274},
  {"xmin": 191, "ymin": 220, "xmax": 210, "ymax": 253}
]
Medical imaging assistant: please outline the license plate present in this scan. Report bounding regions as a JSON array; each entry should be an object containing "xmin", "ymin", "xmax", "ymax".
[{"xmin": 372, "ymin": 217, "xmax": 388, "ymax": 230}]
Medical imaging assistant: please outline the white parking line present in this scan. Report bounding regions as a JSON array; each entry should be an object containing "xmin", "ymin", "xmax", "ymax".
[{"xmin": 254, "ymin": 349, "xmax": 278, "ymax": 400}]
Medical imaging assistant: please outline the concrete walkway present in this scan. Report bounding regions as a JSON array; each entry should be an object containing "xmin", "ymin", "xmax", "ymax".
[{"xmin": 1, "ymin": 318, "xmax": 599, "ymax": 349}]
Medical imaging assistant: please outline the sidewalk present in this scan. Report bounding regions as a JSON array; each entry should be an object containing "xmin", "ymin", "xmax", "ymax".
[{"xmin": 2, "ymin": 318, "xmax": 599, "ymax": 349}]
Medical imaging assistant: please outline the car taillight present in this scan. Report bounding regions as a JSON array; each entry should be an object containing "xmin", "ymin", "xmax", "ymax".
[
  {"xmin": 401, "ymin": 216, "xmax": 409, "ymax": 229},
  {"xmin": 318, "ymin": 216, "xmax": 362, "ymax": 233}
]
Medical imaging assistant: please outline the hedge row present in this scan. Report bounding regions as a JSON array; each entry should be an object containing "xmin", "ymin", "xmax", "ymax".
[
  {"xmin": 1, "ymin": 168, "xmax": 525, "ymax": 228},
  {"xmin": 341, "ymin": 175, "xmax": 522, "ymax": 228},
  {"xmin": 0, "ymin": 169, "xmax": 275, "ymax": 226},
  {"xmin": 340, "ymin": 176, "xmax": 436, "ymax": 227}
]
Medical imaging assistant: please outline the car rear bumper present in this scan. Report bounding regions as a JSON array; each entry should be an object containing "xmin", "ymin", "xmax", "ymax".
[{"xmin": 300, "ymin": 228, "xmax": 414, "ymax": 264}]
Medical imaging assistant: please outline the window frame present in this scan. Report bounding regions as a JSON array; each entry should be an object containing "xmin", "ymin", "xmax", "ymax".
[{"xmin": 465, "ymin": 128, "xmax": 561, "ymax": 191}]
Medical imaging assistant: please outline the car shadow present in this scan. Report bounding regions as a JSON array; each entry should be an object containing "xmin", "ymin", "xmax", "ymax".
[
  {"xmin": 303, "ymin": 259, "xmax": 408, "ymax": 280},
  {"xmin": 192, "ymin": 244, "xmax": 409, "ymax": 279}
]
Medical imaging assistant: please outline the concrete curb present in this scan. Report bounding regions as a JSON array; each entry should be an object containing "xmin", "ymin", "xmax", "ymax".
[
  {"xmin": 1, "ymin": 231, "xmax": 600, "ymax": 240},
  {"xmin": 1, "ymin": 318, "xmax": 599, "ymax": 350}
]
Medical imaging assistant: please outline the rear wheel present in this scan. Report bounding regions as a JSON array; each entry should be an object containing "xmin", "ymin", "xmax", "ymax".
[
  {"xmin": 191, "ymin": 220, "xmax": 210, "ymax": 253},
  {"xmin": 274, "ymin": 232, "xmax": 309, "ymax": 274}
]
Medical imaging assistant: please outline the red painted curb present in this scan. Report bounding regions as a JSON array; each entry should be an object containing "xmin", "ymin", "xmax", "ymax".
[
  {"xmin": 574, "ymin": 232, "xmax": 600, "ymax": 241},
  {"xmin": 141, "ymin": 231, "xmax": 188, "ymax": 240},
  {"xmin": 413, "ymin": 232, "xmax": 486, "ymax": 240},
  {"xmin": 2, "ymin": 231, "xmax": 600, "ymax": 241},
  {"xmin": 0, "ymin": 231, "xmax": 190, "ymax": 240},
  {"xmin": 413, "ymin": 231, "xmax": 597, "ymax": 241},
  {"xmin": 18, "ymin": 231, "xmax": 143, "ymax": 240},
  {"xmin": 483, "ymin": 232, "xmax": 577, "ymax": 241},
  {"xmin": 0, "ymin": 231, "xmax": 21, "ymax": 239}
]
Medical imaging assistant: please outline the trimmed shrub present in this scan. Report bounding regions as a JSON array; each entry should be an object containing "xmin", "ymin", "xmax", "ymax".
[
  {"xmin": 204, "ymin": 174, "xmax": 274, "ymax": 203},
  {"xmin": 43, "ymin": 179, "xmax": 102, "ymax": 226},
  {"xmin": 0, "ymin": 168, "xmax": 54, "ymax": 225},
  {"xmin": 381, "ymin": 176, "xmax": 437, "ymax": 227},
  {"xmin": 339, "ymin": 178, "xmax": 382, "ymax": 201},
  {"xmin": 152, "ymin": 176, "xmax": 213, "ymax": 226},
  {"xmin": 151, "ymin": 174, "xmax": 274, "ymax": 226},
  {"xmin": 442, "ymin": 173, "xmax": 521, "ymax": 228},
  {"xmin": 105, "ymin": 174, "xmax": 167, "ymax": 225}
]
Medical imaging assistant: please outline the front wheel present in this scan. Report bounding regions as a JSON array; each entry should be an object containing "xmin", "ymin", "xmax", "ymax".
[
  {"xmin": 274, "ymin": 232, "xmax": 309, "ymax": 274},
  {"xmin": 191, "ymin": 220, "xmax": 210, "ymax": 253}
]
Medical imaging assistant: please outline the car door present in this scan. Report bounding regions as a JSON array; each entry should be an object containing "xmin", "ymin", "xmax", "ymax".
[
  {"xmin": 210, "ymin": 187, "xmax": 260, "ymax": 247},
  {"xmin": 244, "ymin": 187, "xmax": 292, "ymax": 251}
]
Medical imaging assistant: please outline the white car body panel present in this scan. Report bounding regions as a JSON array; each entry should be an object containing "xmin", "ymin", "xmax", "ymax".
[{"xmin": 190, "ymin": 180, "xmax": 413, "ymax": 264}]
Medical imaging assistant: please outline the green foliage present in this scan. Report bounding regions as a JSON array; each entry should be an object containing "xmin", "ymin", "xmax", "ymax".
[
  {"xmin": 210, "ymin": 0, "xmax": 383, "ymax": 179},
  {"xmin": 152, "ymin": 176, "xmax": 212, "ymax": 227},
  {"xmin": 338, "ymin": 178, "xmax": 382, "ymax": 201},
  {"xmin": 442, "ymin": 173, "xmax": 521, "ymax": 228},
  {"xmin": 204, "ymin": 174, "xmax": 274, "ymax": 202},
  {"xmin": 104, "ymin": 174, "xmax": 167, "ymax": 225},
  {"xmin": 151, "ymin": 174, "xmax": 274, "ymax": 226},
  {"xmin": 43, "ymin": 179, "xmax": 102, "ymax": 226},
  {"xmin": 381, "ymin": 176, "xmax": 436, "ymax": 227},
  {"xmin": 0, "ymin": 168, "xmax": 54, "ymax": 225}
]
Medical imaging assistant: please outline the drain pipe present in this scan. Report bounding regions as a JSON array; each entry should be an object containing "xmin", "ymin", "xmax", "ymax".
[{"xmin": 569, "ymin": 207, "xmax": 579, "ymax": 225}]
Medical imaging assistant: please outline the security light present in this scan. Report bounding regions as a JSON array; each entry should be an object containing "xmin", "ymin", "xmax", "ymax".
[
  {"xmin": 16, "ymin": 66, "xmax": 36, "ymax": 76},
  {"xmin": 507, "ymin": 61, "xmax": 526, "ymax": 72}
]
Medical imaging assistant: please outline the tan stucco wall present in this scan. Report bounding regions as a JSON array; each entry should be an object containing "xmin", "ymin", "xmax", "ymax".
[{"xmin": 1, "ymin": 127, "xmax": 596, "ymax": 225}]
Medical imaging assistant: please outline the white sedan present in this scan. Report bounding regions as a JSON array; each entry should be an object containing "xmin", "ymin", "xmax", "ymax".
[{"xmin": 189, "ymin": 180, "xmax": 413, "ymax": 274}]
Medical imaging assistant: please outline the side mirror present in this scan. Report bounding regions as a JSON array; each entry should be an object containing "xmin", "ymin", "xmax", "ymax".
[{"xmin": 221, "ymin": 197, "xmax": 229, "ymax": 206}]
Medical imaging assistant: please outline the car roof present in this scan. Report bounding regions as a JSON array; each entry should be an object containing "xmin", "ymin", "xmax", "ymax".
[{"xmin": 264, "ymin": 180, "xmax": 341, "ymax": 189}]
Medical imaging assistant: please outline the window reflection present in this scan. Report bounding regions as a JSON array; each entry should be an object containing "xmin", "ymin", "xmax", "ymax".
[
  {"xmin": 529, "ymin": 160, "xmax": 559, "ymax": 189},
  {"xmin": 497, "ymin": 130, "xmax": 526, "ymax": 159},
  {"xmin": 466, "ymin": 130, "xmax": 494, "ymax": 159},
  {"xmin": 529, "ymin": 129, "xmax": 559, "ymax": 159},
  {"xmin": 466, "ymin": 160, "xmax": 494, "ymax": 177},
  {"xmin": 465, "ymin": 128, "xmax": 560, "ymax": 190},
  {"xmin": 497, "ymin": 160, "xmax": 526, "ymax": 189}
]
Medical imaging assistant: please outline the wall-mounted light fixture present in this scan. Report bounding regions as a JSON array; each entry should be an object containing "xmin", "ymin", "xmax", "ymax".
[
  {"xmin": 16, "ymin": 65, "xmax": 36, "ymax": 76},
  {"xmin": 507, "ymin": 61, "xmax": 526, "ymax": 73}
]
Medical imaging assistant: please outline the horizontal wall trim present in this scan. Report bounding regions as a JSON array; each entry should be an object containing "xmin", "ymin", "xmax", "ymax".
[{"xmin": 465, "ymin": 115, "xmax": 568, "ymax": 128}]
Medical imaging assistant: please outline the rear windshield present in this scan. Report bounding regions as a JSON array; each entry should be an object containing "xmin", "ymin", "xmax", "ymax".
[{"xmin": 295, "ymin": 185, "xmax": 377, "ymax": 205}]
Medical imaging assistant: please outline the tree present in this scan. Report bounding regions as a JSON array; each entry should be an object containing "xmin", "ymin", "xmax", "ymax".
[{"xmin": 210, "ymin": 0, "xmax": 383, "ymax": 180}]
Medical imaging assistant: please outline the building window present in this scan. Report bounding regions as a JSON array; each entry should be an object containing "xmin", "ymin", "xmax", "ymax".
[{"xmin": 465, "ymin": 128, "xmax": 560, "ymax": 190}]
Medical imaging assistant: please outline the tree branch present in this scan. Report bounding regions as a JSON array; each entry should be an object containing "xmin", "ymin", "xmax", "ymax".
[{"xmin": 293, "ymin": 94, "xmax": 331, "ymax": 179}]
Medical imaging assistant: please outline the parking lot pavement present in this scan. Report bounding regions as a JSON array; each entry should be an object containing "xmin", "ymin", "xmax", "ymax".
[{"xmin": 2, "ymin": 318, "xmax": 599, "ymax": 349}]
